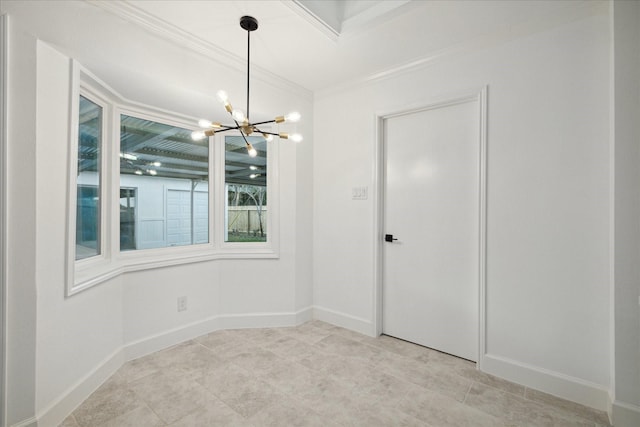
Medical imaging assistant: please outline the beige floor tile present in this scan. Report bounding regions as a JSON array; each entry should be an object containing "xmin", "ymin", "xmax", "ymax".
[
  {"xmin": 141, "ymin": 381, "xmax": 215, "ymax": 424},
  {"xmin": 67, "ymin": 322, "xmax": 609, "ymax": 427},
  {"xmin": 351, "ymin": 400, "xmax": 428, "ymax": 427},
  {"xmin": 249, "ymin": 397, "xmax": 326, "ymax": 427},
  {"xmin": 73, "ymin": 386, "xmax": 143, "ymax": 427},
  {"xmin": 168, "ymin": 396, "xmax": 251, "ymax": 427},
  {"xmin": 314, "ymin": 334, "xmax": 388, "ymax": 364},
  {"xmin": 398, "ymin": 385, "xmax": 508, "ymax": 427},
  {"xmin": 232, "ymin": 347, "xmax": 283, "ymax": 375},
  {"xmin": 465, "ymin": 382, "xmax": 596, "ymax": 426},
  {"xmin": 226, "ymin": 327, "xmax": 285, "ymax": 346},
  {"xmin": 350, "ymin": 367, "xmax": 415, "ymax": 406},
  {"xmin": 261, "ymin": 334, "xmax": 324, "ymax": 362},
  {"xmin": 59, "ymin": 415, "xmax": 80, "ymax": 427},
  {"xmin": 525, "ymin": 387, "xmax": 611, "ymax": 426},
  {"xmin": 377, "ymin": 352, "xmax": 472, "ymax": 401},
  {"xmin": 95, "ymin": 404, "xmax": 164, "ymax": 427},
  {"xmin": 280, "ymin": 323, "xmax": 333, "ymax": 344},
  {"xmin": 198, "ymin": 362, "xmax": 283, "ymax": 418}
]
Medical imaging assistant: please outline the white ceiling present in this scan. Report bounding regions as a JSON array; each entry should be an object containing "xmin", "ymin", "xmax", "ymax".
[{"xmin": 92, "ymin": 0, "xmax": 598, "ymax": 92}]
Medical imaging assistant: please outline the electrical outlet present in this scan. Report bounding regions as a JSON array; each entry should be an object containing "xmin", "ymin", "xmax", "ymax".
[{"xmin": 177, "ymin": 296, "xmax": 187, "ymax": 312}]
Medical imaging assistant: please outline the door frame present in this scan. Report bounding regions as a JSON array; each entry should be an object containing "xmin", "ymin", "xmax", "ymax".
[
  {"xmin": 372, "ymin": 86, "xmax": 488, "ymax": 369},
  {"xmin": 1, "ymin": 13, "xmax": 7, "ymax": 427}
]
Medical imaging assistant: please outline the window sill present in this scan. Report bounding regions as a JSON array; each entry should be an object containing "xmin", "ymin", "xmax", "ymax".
[{"xmin": 68, "ymin": 246, "xmax": 279, "ymax": 297}]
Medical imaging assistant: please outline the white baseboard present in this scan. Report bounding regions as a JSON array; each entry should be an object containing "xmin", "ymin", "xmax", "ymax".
[
  {"xmin": 34, "ymin": 308, "xmax": 310, "ymax": 427},
  {"xmin": 312, "ymin": 305, "xmax": 374, "ymax": 336},
  {"xmin": 124, "ymin": 308, "xmax": 312, "ymax": 361},
  {"xmin": 611, "ymin": 400, "xmax": 640, "ymax": 427},
  {"xmin": 482, "ymin": 353, "xmax": 609, "ymax": 412},
  {"xmin": 9, "ymin": 418, "xmax": 36, "ymax": 427},
  {"xmin": 33, "ymin": 349, "xmax": 123, "ymax": 427},
  {"xmin": 217, "ymin": 307, "xmax": 312, "ymax": 330},
  {"xmin": 295, "ymin": 305, "xmax": 314, "ymax": 324},
  {"xmin": 124, "ymin": 315, "xmax": 223, "ymax": 361}
]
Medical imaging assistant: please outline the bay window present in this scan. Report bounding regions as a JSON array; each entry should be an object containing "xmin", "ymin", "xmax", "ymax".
[{"xmin": 67, "ymin": 63, "xmax": 278, "ymax": 296}]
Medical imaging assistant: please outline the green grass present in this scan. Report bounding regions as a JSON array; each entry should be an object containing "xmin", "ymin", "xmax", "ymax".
[{"xmin": 226, "ymin": 233, "xmax": 267, "ymax": 243}]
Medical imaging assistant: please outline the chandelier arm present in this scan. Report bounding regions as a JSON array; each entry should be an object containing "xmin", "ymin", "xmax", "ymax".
[
  {"xmin": 250, "ymin": 119, "xmax": 277, "ymax": 126},
  {"xmin": 213, "ymin": 127, "xmax": 238, "ymax": 134},
  {"xmin": 254, "ymin": 129, "xmax": 279, "ymax": 136},
  {"xmin": 231, "ymin": 118, "xmax": 252, "ymax": 147}
]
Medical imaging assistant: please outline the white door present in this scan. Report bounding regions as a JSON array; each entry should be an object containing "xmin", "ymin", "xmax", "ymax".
[
  {"xmin": 167, "ymin": 189, "xmax": 192, "ymax": 246},
  {"xmin": 383, "ymin": 99, "xmax": 479, "ymax": 361},
  {"xmin": 167, "ymin": 190, "xmax": 209, "ymax": 246}
]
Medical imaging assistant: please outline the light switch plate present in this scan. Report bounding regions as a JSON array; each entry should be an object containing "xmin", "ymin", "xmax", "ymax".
[{"xmin": 352, "ymin": 186, "xmax": 368, "ymax": 200}]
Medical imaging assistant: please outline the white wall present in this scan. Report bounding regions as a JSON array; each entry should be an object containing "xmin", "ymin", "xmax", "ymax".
[
  {"xmin": 611, "ymin": 1, "xmax": 640, "ymax": 425},
  {"xmin": 2, "ymin": 2, "xmax": 314, "ymax": 425},
  {"xmin": 5, "ymin": 16, "xmax": 38, "ymax": 427},
  {"xmin": 313, "ymin": 4, "xmax": 611, "ymax": 409}
]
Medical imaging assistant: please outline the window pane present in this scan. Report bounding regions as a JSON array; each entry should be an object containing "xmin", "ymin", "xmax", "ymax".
[
  {"xmin": 76, "ymin": 96, "xmax": 102, "ymax": 260},
  {"xmin": 119, "ymin": 115, "xmax": 209, "ymax": 250},
  {"xmin": 225, "ymin": 135, "xmax": 267, "ymax": 243}
]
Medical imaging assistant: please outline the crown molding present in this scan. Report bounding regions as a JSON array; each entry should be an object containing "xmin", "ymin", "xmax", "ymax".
[
  {"xmin": 285, "ymin": 1, "xmax": 340, "ymax": 42},
  {"xmin": 86, "ymin": 0, "xmax": 313, "ymax": 101},
  {"xmin": 316, "ymin": 0, "xmax": 606, "ymax": 98}
]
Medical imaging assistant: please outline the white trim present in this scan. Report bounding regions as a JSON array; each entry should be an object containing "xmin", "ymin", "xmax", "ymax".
[
  {"xmin": 611, "ymin": 400, "xmax": 640, "ymax": 427},
  {"xmin": 124, "ymin": 315, "xmax": 222, "ymax": 361},
  {"xmin": 34, "ymin": 350, "xmax": 123, "ymax": 427},
  {"xmin": 123, "ymin": 308, "xmax": 312, "ymax": 361},
  {"xmin": 0, "ymin": 13, "xmax": 7, "ymax": 427},
  {"xmin": 483, "ymin": 353, "xmax": 610, "ymax": 412},
  {"xmin": 608, "ymin": 0, "xmax": 617, "ymax": 410},
  {"xmin": 313, "ymin": 306, "xmax": 374, "ymax": 337},
  {"xmin": 373, "ymin": 87, "xmax": 489, "ymax": 366},
  {"xmin": 9, "ymin": 418, "xmax": 36, "ymax": 427},
  {"xmin": 477, "ymin": 86, "xmax": 489, "ymax": 370},
  {"xmin": 315, "ymin": 0, "xmax": 606, "ymax": 100},
  {"xmin": 66, "ymin": 64, "xmax": 116, "ymax": 296},
  {"xmin": 372, "ymin": 113, "xmax": 384, "ymax": 338},
  {"xmin": 215, "ymin": 132, "xmax": 280, "ymax": 255},
  {"xmin": 286, "ymin": 1, "xmax": 340, "ymax": 41}
]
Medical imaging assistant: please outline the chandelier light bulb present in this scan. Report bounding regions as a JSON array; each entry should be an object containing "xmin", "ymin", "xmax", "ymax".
[
  {"xmin": 250, "ymin": 165, "xmax": 258, "ymax": 170},
  {"xmin": 247, "ymin": 143, "xmax": 258, "ymax": 157},
  {"xmin": 134, "ymin": 170, "xmax": 143, "ymax": 175},
  {"xmin": 191, "ymin": 130, "xmax": 206, "ymax": 140},
  {"xmin": 232, "ymin": 109, "xmax": 246, "ymax": 122},
  {"xmin": 198, "ymin": 119, "xmax": 213, "ymax": 128},
  {"xmin": 290, "ymin": 133, "xmax": 303, "ymax": 143},
  {"xmin": 152, "ymin": 161, "xmax": 162, "ymax": 167},
  {"xmin": 216, "ymin": 90, "xmax": 229, "ymax": 104},
  {"xmin": 285, "ymin": 111, "xmax": 301, "ymax": 123},
  {"xmin": 148, "ymin": 169, "xmax": 157, "ymax": 176},
  {"xmin": 250, "ymin": 174, "xmax": 259, "ymax": 179}
]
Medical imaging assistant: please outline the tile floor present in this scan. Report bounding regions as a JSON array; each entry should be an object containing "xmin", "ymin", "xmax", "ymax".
[{"xmin": 60, "ymin": 321, "xmax": 611, "ymax": 427}]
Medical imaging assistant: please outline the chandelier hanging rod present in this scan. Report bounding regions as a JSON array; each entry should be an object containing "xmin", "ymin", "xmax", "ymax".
[{"xmin": 191, "ymin": 15, "xmax": 302, "ymax": 157}]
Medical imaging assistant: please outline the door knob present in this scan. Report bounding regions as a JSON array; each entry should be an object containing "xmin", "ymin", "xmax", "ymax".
[{"xmin": 385, "ymin": 234, "xmax": 398, "ymax": 242}]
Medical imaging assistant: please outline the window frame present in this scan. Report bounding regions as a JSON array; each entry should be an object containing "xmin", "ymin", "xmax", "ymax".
[
  {"xmin": 114, "ymin": 105, "xmax": 215, "ymax": 263},
  {"xmin": 66, "ymin": 62, "xmax": 280, "ymax": 297},
  {"xmin": 66, "ymin": 65, "xmax": 114, "ymax": 295},
  {"xmin": 216, "ymin": 131, "xmax": 279, "ymax": 255}
]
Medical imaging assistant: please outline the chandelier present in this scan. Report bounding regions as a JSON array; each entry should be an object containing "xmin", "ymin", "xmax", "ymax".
[{"xmin": 191, "ymin": 15, "xmax": 302, "ymax": 156}]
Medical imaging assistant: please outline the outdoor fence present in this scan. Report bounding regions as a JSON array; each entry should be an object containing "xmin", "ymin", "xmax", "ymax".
[{"xmin": 227, "ymin": 206, "xmax": 267, "ymax": 236}]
